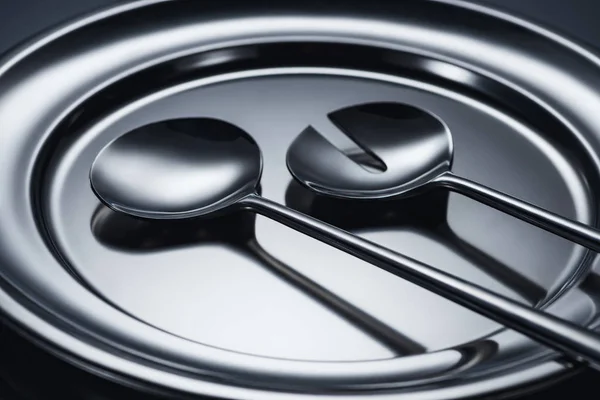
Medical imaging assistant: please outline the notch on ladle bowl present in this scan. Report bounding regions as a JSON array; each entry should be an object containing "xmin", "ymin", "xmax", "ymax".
[{"xmin": 287, "ymin": 101, "xmax": 600, "ymax": 252}]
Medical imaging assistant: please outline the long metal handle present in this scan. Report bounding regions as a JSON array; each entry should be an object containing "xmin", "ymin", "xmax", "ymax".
[
  {"xmin": 434, "ymin": 172, "xmax": 600, "ymax": 253},
  {"xmin": 239, "ymin": 193, "xmax": 600, "ymax": 371}
]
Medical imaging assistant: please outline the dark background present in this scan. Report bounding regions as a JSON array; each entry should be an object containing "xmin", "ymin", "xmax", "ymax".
[
  {"xmin": 0, "ymin": 0, "xmax": 600, "ymax": 56},
  {"xmin": 0, "ymin": 0, "xmax": 598, "ymax": 398}
]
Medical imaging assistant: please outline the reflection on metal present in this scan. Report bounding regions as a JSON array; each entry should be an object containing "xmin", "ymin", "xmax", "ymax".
[
  {"xmin": 91, "ymin": 205, "xmax": 426, "ymax": 355},
  {"xmin": 284, "ymin": 182, "xmax": 547, "ymax": 304},
  {"xmin": 91, "ymin": 113, "xmax": 600, "ymax": 373},
  {"xmin": 1, "ymin": 0, "xmax": 600, "ymax": 398},
  {"xmin": 288, "ymin": 102, "xmax": 600, "ymax": 252},
  {"xmin": 90, "ymin": 118, "xmax": 263, "ymax": 219}
]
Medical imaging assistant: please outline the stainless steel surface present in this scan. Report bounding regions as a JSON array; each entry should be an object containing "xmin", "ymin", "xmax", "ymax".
[
  {"xmin": 289, "ymin": 102, "xmax": 600, "ymax": 252},
  {"xmin": 90, "ymin": 118, "xmax": 262, "ymax": 219},
  {"xmin": 287, "ymin": 103, "xmax": 453, "ymax": 199},
  {"xmin": 243, "ymin": 193, "xmax": 600, "ymax": 371},
  {"xmin": 91, "ymin": 107, "xmax": 600, "ymax": 372},
  {"xmin": 436, "ymin": 173, "xmax": 600, "ymax": 253},
  {"xmin": 91, "ymin": 207, "xmax": 427, "ymax": 355},
  {"xmin": 1, "ymin": 0, "xmax": 600, "ymax": 399}
]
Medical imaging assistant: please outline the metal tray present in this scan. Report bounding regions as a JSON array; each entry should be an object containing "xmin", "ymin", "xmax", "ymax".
[{"xmin": 1, "ymin": 0, "xmax": 600, "ymax": 398}]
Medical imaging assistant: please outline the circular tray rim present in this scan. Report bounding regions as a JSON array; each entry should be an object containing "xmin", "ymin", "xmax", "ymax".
[{"xmin": 1, "ymin": 0, "xmax": 600, "ymax": 398}]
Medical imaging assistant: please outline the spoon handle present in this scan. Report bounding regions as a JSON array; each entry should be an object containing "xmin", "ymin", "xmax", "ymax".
[
  {"xmin": 433, "ymin": 173, "xmax": 600, "ymax": 252},
  {"xmin": 239, "ymin": 193, "xmax": 600, "ymax": 371}
]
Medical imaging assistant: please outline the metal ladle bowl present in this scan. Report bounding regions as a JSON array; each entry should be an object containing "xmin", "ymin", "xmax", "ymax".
[{"xmin": 286, "ymin": 102, "xmax": 600, "ymax": 252}]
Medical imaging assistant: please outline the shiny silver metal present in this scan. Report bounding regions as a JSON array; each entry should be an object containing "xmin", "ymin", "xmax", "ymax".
[
  {"xmin": 1, "ymin": 0, "xmax": 600, "ymax": 399},
  {"xmin": 288, "ymin": 101, "xmax": 600, "ymax": 252},
  {"xmin": 91, "ymin": 204, "xmax": 427, "ymax": 355},
  {"xmin": 90, "ymin": 118, "xmax": 263, "ymax": 219},
  {"xmin": 241, "ymin": 193, "xmax": 600, "ymax": 372},
  {"xmin": 90, "ymin": 115, "xmax": 600, "ymax": 371}
]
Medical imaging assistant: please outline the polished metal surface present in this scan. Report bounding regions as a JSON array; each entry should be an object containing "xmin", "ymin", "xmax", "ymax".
[
  {"xmin": 91, "ymin": 203, "xmax": 427, "ymax": 355},
  {"xmin": 90, "ymin": 110, "xmax": 600, "ymax": 371},
  {"xmin": 1, "ymin": 0, "xmax": 600, "ymax": 399},
  {"xmin": 287, "ymin": 103, "xmax": 453, "ymax": 199},
  {"xmin": 288, "ymin": 102, "xmax": 600, "ymax": 252},
  {"xmin": 243, "ymin": 189, "xmax": 600, "ymax": 371},
  {"xmin": 90, "ymin": 118, "xmax": 263, "ymax": 219}
]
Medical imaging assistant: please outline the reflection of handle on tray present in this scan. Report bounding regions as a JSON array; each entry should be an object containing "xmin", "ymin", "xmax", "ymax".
[
  {"xmin": 240, "ymin": 192, "xmax": 600, "ymax": 372},
  {"xmin": 245, "ymin": 238, "xmax": 426, "ymax": 356},
  {"xmin": 91, "ymin": 203, "xmax": 426, "ymax": 356}
]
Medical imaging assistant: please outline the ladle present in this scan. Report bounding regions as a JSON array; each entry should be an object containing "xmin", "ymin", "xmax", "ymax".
[
  {"xmin": 90, "ymin": 117, "xmax": 600, "ymax": 371},
  {"xmin": 286, "ymin": 102, "xmax": 600, "ymax": 252},
  {"xmin": 284, "ymin": 181, "xmax": 546, "ymax": 305}
]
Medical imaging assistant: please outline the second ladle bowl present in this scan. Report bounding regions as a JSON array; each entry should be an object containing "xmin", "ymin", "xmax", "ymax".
[
  {"xmin": 90, "ymin": 117, "xmax": 600, "ymax": 373},
  {"xmin": 286, "ymin": 101, "xmax": 600, "ymax": 252}
]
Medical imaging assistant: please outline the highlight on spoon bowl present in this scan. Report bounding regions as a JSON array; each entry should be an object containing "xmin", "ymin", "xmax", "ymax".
[{"xmin": 90, "ymin": 118, "xmax": 263, "ymax": 220}]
